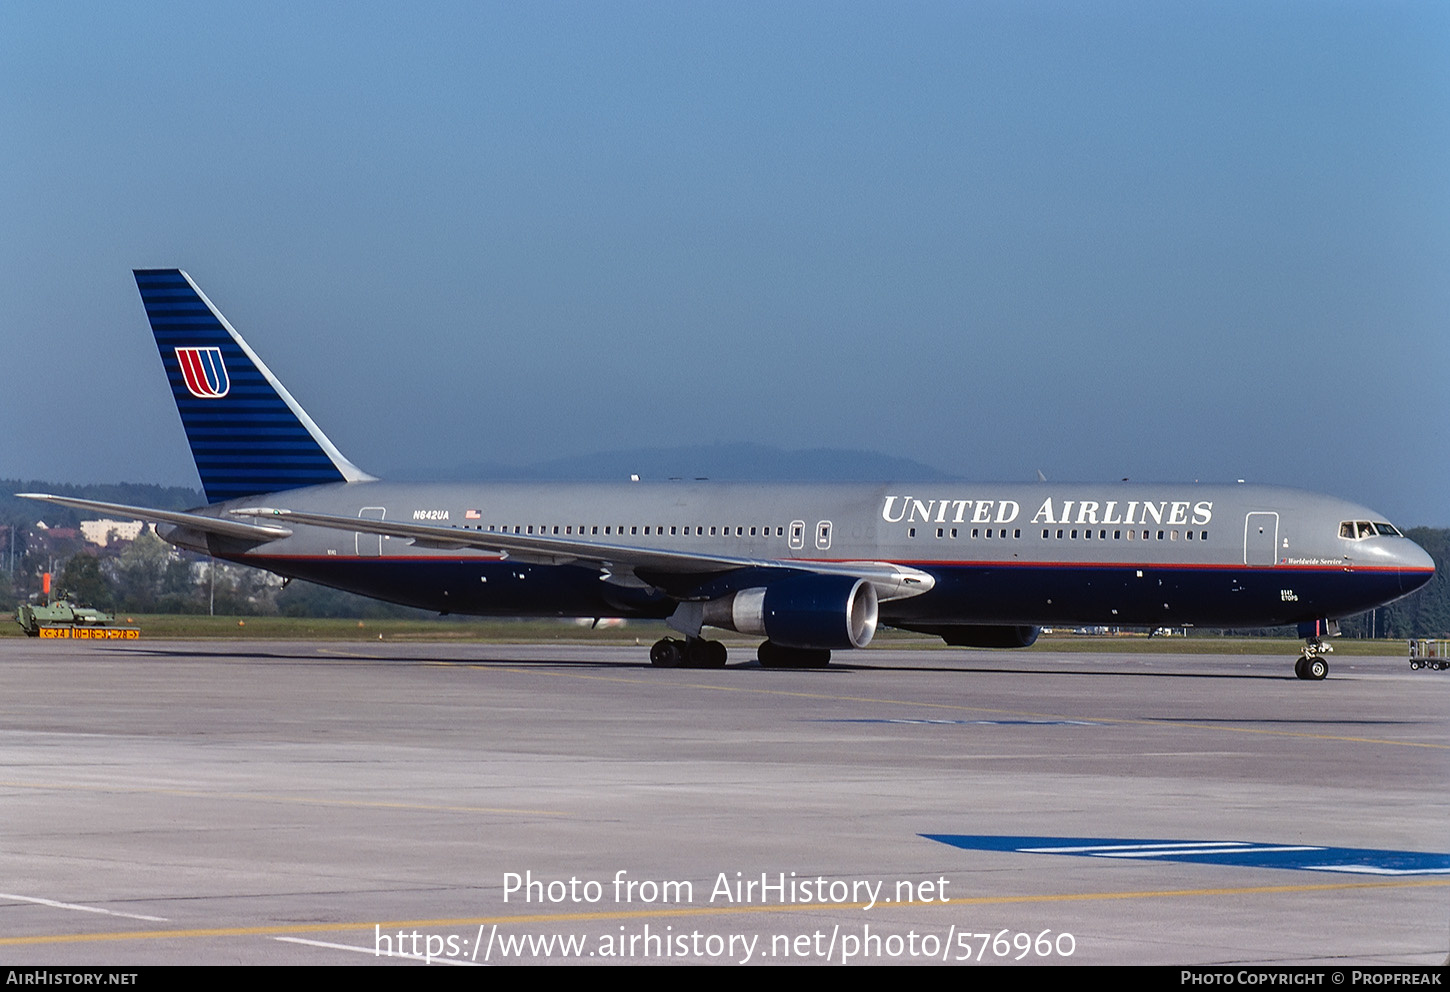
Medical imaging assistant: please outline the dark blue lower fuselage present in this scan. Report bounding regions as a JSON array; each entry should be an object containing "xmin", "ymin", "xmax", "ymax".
[{"xmin": 238, "ymin": 554, "xmax": 1425, "ymax": 630}]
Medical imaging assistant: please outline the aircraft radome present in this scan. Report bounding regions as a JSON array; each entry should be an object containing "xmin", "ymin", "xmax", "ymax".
[{"xmin": 20, "ymin": 270, "xmax": 1436, "ymax": 679}]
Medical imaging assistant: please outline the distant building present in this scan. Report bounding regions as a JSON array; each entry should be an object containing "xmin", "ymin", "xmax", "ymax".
[
  {"xmin": 27, "ymin": 524, "xmax": 81, "ymax": 551},
  {"xmin": 79, "ymin": 519, "xmax": 147, "ymax": 547}
]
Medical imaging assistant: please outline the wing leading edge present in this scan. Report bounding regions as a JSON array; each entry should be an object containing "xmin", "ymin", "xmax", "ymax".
[{"xmin": 229, "ymin": 505, "xmax": 935, "ymax": 602}]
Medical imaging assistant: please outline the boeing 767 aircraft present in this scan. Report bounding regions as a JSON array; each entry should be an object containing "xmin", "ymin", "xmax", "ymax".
[{"xmin": 20, "ymin": 270, "xmax": 1435, "ymax": 679}]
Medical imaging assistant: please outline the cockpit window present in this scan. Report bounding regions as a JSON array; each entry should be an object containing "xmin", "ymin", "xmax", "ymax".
[{"xmin": 1340, "ymin": 519, "xmax": 1404, "ymax": 540}]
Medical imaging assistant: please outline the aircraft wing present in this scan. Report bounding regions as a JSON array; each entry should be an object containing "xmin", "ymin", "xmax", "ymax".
[
  {"xmin": 231, "ymin": 506, "xmax": 933, "ymax": 601},
  {"xmin": 17, "ymin": 493, "xmax": 293, "ymax": 542}
]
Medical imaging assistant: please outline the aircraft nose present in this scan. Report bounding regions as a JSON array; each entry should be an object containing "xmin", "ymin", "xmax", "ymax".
[{"xmin": 1399, "ymin": 540, "xmax": 1436, "ymax": 594}]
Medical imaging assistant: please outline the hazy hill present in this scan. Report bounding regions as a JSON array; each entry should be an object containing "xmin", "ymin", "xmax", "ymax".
[{"xmin": 387, "ymin": 443, "xmax": 959, "ymax": 483}]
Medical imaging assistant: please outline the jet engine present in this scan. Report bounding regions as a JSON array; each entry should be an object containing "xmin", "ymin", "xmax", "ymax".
[{"xmin": 701, "ymin": 574, "xmax": 878, "ymax": 650}]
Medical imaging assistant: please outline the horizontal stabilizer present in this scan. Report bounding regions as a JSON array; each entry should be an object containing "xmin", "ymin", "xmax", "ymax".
[{"xmin": 17, "ymin": 494, "xmax": 293, "ymax": 542}]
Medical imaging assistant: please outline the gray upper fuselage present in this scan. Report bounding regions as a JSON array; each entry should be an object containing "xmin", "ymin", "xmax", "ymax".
[{"xmin": 190, "ymin": 479, "xmax": 1414, "ymax": 566}]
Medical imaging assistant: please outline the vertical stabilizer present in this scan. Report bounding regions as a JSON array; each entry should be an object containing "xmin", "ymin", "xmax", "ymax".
[{"xmin": 134, "ymin": 269, "xmax": 374, "ymax": 504}]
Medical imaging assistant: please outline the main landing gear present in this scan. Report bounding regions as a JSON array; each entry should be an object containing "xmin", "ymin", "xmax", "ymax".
[
  {"xmin": 650, "ymin": 637, "xmax": 727, "ymax": 669},
  {"xmin": 756, "ymin": 641, "xmax": 831, "ymax": 669},
  {"xmin": 648, "ymin": 638, "xmax": 834, "ymax": 669},
  {"xmin": 1294, "ymin": 637, "xmax": 1330, "ymax": 681}
]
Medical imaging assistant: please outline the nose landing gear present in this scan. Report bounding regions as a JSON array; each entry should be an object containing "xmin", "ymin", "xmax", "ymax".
[{"xmin": 1294, "ymin": 637, "xmax": 1330, "ymax": 680}]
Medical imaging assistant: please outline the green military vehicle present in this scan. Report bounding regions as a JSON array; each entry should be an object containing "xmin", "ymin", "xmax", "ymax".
[{"xmin": 15, "ymin": 574, "xmax": 139, "ymax": 639}]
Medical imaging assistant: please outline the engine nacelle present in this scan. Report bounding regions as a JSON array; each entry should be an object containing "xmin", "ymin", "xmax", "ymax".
[{"xmin": 702, "ymin": 574, "xmax": 878, "ymax": 650}]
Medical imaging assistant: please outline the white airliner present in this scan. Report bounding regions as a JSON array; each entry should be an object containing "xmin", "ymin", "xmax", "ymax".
[{"xmin": 21, "ymin": 270, "xmax": 1435, "ymax": 679}]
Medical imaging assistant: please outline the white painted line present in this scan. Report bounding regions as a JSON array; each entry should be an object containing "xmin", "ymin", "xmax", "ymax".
[
  {"xmin": 1300, "ymin": 865, "xmax": 1450, "ymax": 876},
  {"xmin": 1092, "ymin": 845, "xmax": 1322, "ymax": 858},
  {"xmin": 0, "ymin": 891, "xmax": 168, "ymax": 922},
  {"xmin": 1020, "ymin": 842, "xmax": 1249, "ymax": 854},
  {"xmin": 275, "ymin": 935, "xmax": 479, "ymax": 965}
]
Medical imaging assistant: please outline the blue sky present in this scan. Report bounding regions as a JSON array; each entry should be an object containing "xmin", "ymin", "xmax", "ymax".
[{"xmin": 3, "ymin": 2, "xmax": 1447, "ymax": 524}]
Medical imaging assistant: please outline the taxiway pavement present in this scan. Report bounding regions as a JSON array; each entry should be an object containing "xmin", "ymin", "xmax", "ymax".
[{"xmin": 1, "ymin": 639, "xmax": 1445, "ymax": 965}]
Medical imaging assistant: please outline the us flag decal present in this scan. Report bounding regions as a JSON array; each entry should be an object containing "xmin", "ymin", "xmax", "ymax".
[{"xmin": 175, "ymin": 346, "xmax": 230, "ymax": 398}]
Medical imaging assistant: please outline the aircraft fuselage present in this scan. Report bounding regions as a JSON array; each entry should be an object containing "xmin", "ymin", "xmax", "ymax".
[{"xmin": 167, "ymin": 479, "xmax": 1432, "ymax": 631}]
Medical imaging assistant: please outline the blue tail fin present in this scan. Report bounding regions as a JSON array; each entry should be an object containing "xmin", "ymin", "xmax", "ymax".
[{"xmin": 134, "ymin": 269, "xmax": 374, "ymax": 504}]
